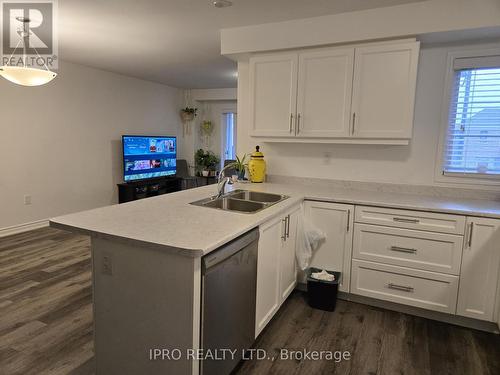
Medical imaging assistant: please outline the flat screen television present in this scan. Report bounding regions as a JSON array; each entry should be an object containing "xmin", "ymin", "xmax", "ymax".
[{"xmin": 122, "ymin": 135, "xmax": 177, "ymax": 182}]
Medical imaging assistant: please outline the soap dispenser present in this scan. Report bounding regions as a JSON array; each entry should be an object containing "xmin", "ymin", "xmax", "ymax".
[{"xmin": 248, "ymin": 145, "xmax": 266, "ymax": 183}]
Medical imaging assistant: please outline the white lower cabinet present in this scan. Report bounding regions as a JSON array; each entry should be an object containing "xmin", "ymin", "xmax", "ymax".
[
  {"xmin": 255, "ymin": 215, "xmax": 281, "ymax": 338},
  {"xmin": 352, "ymin": 224, "xmax": 464, "ymax": 275},
  {"xmin": 497, "ymin": 274, "xmax": 500, "ymax": 329},
  {"xmin": 457, "ymin": 217, "xmax": 500, "ymax": 322},
  {"xmin": 256, "ymin": 200, "xmax": 500, "ymax": 333},
  {"xmin": 305, "ymin": 201, "xmax": 354, "ymax": 292},
  {"xmin": 351, "ymin": 259, "xmax": 459, "ymax": 314},
  {"xmin": 255, "ymin": 204, "xmax": 300, "ymax": 338},
  {"xmin": 279, "ymin": 205, "xmax": 300, "ymax": 301}
]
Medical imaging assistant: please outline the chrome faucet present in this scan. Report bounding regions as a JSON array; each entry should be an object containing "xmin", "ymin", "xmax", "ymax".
[{"xmin": 216, "ymin": 164, "xmax": 234, "ymax": 199}]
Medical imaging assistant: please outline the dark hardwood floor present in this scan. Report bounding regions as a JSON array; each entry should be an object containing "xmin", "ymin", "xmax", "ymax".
[
  {"xmin": 1, "ymin": 227, "xmax": 499, "ymax": 375},
  {"xmin": 0, "ymin": 227, "xmax": 93, "ymax": 375}
]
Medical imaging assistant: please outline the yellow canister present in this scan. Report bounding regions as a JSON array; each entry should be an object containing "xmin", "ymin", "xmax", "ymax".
[{"xmin": 248, "ymin": 145, "xmax": 267, "ymax": 183}]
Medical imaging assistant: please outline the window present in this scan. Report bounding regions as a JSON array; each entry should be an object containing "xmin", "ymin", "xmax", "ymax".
[
  {"xmin": 442, "ymin": 55, "xmax": 500, "ymax": 178},
  {"xmin": 222, "ymin": 111, "xmax": 237, "ymax": 164}
]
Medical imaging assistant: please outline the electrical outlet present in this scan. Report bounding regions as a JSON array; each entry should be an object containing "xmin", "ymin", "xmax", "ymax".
[
  {"xmin": 24, "ymin": 195, "xmax": 32, "ymax": 205},
  {"xmin": 102, "ymin": 255, "xmax": 113, "ymax": 276},
  {"xmin": 323, "ymin": 152, "xmax": 332, "ymax": 165}
]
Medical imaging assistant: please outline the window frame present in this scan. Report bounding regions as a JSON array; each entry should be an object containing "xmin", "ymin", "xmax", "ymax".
[{"xmin": 435, "ymin": 48, "xmax": 500, "ymax": 186}]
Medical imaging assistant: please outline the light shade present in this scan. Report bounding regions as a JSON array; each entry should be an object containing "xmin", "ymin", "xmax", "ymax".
[{"xmin": 0, "ymin": 66, "xmax": 57, "ymax": 86}]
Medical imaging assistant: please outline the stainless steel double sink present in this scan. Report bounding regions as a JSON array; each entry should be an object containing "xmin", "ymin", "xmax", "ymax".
[{"xmin": 190, "ymin": 189, "xmax": 289, "ymax": 213}]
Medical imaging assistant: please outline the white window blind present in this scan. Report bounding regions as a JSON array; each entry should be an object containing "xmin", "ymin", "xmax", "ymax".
[{"xmin": 443, "ymin": 56, "xmax": 500, "ymax": 177}]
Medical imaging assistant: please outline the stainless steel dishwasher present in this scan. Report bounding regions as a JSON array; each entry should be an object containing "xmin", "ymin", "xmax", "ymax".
[{"xmin": 201, "ymin": 228, "xmax": 259, "ymax": 375}]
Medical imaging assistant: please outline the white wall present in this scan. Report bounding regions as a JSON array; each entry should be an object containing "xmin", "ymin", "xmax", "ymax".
[
  {"xmin": 222, "ymin": 0, "xmax": 500, "ymax": 55},
  {"xmin": 236, "ymin": 41, "xmax": 500, "ymax": 189},
  {"xmin": 191, "ymin": 88, "xmax": 237, "ymax": 101},
  {"xmin": 0, "ymin": 61, "xmax": 183, "ymax": 230},
  {"xmin": 178, "ymin": 88, "xmax": 237, "ymax": 171},
  {"xmin": 195, "ymin": 101, "xmax": 237, "ymax": 160}
]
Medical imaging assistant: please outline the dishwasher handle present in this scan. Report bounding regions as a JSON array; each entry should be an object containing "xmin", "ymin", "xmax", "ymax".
[{"xmin": 203, "ymin": 228, "xmax": 259, "ymax": 271}]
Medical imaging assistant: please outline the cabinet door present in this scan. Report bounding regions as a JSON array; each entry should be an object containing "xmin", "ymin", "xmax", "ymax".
[
  {"xmin": 305, "ymin": 201, "xmax": 354, "ymax": 292},
  {"xmin": 296, "ymin": 48, "xmax": 354, "ymax": 137},
  {"xmin": 457, "ymin": 217, "xmax": 500, "ymax": 322},
  {"xmin": 255, "ymin": 216, "xmax": 283, "ymax": 337},
  {"xmin": 280, "ymin": 206, "xmax": 300, "ymax": 302},
  {"xmin": 351, "ymin": 42, "xmax": 419, "ymax": 139},
  {"xmin": 249, "ymin": 53, "xmax": 298, "ymax": 137}
]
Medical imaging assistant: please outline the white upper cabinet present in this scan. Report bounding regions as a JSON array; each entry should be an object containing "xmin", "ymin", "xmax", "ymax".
[
  {"xmin": 351, "ymin": 42, "xmax": 419, "ymax": 139},
  {"xmin": 296, "ymin": 48, "xmax": 354, "ymax": 137},
  {"xmin": 457, "ymin": 217, "xmax": 500, "ymax": 322},
  {"xmin": 248, "ymin": 40, "xmax": 420, "ymax": 143},
  {"xmin": 249, "ymin": 53, "xmax": 298, "ymax": 137}
]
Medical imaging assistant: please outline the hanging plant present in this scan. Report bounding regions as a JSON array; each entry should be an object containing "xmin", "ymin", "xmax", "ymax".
[
  {"xmin": 180, "ymin": 107, "xmax": 197, "ymax": 122},
  {"xmin": 200, "ymin": 120, "xmax": 213, "ymax": 136}
]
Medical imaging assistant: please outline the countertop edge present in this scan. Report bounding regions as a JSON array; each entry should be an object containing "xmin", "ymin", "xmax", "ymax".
[
  {"xmin": 49, "ymin": 220, "xmax": 205, "ymax": 258},
  {"xmin": 303, "ymin": 196, "xmax": 500, "ymax": 219}
]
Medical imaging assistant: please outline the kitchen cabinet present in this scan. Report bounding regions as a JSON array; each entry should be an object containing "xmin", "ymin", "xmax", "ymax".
[
  {"xmin": 248, "ymin": 40, "xmax": 419, "ymax": 143},
  {"xmin": 249, "ymin": 53, "xmax": 298, "ymax": 137},
  {"xmin": 296, "ymin": 48, "xmax": 354, "ymax": 137},
  {"xmin": 457, "ymin": 217, "xmax": 500, "ymax": 322},
  {"xmin": 280, "ymin": 205, "xmax": 300, "ymax": 300},
  {"xmin": 351, "ymin": 259, "xmax": 459, "ymax": 314},
  {"xmin": 304, "ymin": 201, "xmax": 354, "ymax": 292},
  {"xmin": 255, "ymin": 204, "xmax": 301, "ymax": 337},
  {"xmin": 352, "ymin": 223, "xmax": 464, "ymax": 275},
  {"xmin": 351, "ymin": 42, "xmax": 419, "ymax": 138}
]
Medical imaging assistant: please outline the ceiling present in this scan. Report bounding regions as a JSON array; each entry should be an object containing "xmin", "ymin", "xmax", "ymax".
[{"xmin": 59, "ymin": 0, "xmax": 424, "ymax": 88}]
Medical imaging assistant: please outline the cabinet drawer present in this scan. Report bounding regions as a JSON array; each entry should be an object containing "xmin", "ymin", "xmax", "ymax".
[
  {"xmin": 355, "ymin": 206, "xmax": 466, "ymax": 235},
  {"xmin": 353, "ymin": 224, "xmax": 463, "ymax": 275},
  {"xmin": 351, "ymin": 260, "xmax": 459, "ymax": 314}
]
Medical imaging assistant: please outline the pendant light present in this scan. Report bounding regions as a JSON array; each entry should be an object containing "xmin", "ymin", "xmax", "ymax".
[{"xmin": 0, "ymin": 17, "xmax": 57, "ymax": 86}]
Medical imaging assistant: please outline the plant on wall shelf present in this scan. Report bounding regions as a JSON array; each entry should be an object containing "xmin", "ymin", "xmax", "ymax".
[{"xmin": 180, "ymin": 107, "xmax": 198, "ymax": 122}]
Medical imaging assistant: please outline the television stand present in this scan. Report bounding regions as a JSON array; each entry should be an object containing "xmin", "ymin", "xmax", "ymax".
[{"xmin": 117, "ymin": 176, "xmax": 182, "ymax": 204}]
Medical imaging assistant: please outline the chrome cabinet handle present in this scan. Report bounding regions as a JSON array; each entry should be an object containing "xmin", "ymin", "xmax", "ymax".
[
  {"xmin": 289, "ymin": 113, "xmax": 294, "ymax": 133},
  {"xmin": 296, "ymin": 114, "xmax": 301, "ymax": 134},
  {"xmin": 390, "ymin": 246, "xmax": 417, "ymax": 254},
  {"xmin": 388, "ymin": 283, "xmax": 414, "ymax": 292},
  {"xmin": 393, "ymin": 217, "xmax": 420, "ymax": 224},
  {"xmin": 468, "ymin": 222, "xmax": 474, "ymax": 247},
  {"xmin": 282, "ymin": 217, "xmax": 287, "ymax": 240},
  {"xmin": 352, "ymin": 112, "xmax": 356, "ymax": 135},
  {"xmin": 286, "ymin": 214, "xmax": 290, "ymax": 238},
  {"xmin": 346, "ymin": 210, "xmax": 351, "ymax": 232}
]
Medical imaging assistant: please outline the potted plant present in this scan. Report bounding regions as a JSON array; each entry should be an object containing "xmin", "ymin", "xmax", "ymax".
[
  {"xmin": 205, "ymin": 152, "xmax": 220, "ymax": 176},
  {"xmin": 230, "ymin": 154, "xmax": 248, "ymax": 180},
  {"xmin": 194, "ymin": 149, "xmax": 220, "ymax": 177},
  {"xmin": 180, "ymin": 107, "xmax": 198, "ymax": 122}
]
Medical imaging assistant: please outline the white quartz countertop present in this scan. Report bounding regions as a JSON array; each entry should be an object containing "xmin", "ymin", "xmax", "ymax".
[{"xmin": 50, "ymin": 181, "xmax": 500, "ymax": 257}]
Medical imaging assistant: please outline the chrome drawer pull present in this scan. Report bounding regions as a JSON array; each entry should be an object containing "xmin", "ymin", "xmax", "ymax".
[
  {"xmin": 390, "ymin": 246, "xmax": 417, "ymax": 254},
  {"xmin": 388, "ymin": 283, "xmax": 414, "ymax": 292},
  {"xmin": 281, "ymin": 217, "xmax": 287, "ymax": 240},
  {"xmin": 393, "ymin": 217, "xmax": 420, "ymax": 224}
]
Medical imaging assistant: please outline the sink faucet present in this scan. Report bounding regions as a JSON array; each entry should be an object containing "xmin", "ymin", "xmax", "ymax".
[{"xmin": 216, "ymin": 164, "xmax": 234, "ymax": 199}]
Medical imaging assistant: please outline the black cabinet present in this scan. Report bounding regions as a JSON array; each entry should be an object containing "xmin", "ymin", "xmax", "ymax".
[{"xmin": 117, "ymin": 177, "xmax": 182, "ymax": 204}]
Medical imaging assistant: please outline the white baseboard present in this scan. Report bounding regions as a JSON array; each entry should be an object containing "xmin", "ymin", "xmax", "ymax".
[{"xmin": 0, "ymin": 219, "xmax": 50, "ymax": 238}]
